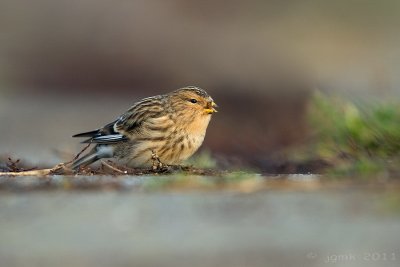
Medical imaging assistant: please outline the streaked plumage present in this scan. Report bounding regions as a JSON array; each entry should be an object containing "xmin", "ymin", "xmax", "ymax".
[{"xmin": 71, "ymin": 86, "xmax": 217, "ymax": 170}]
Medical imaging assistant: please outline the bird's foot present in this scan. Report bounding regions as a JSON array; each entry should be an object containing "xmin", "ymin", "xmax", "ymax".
[{"xmin": 151, "ymin": 150, "xmax": 168, "ymax": 171}]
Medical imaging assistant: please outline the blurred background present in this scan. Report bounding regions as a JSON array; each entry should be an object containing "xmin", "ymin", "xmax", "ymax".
[
  {"xmin": 1, "ymin": 0, "xmax": 400, "ymax": 170},
  {"xmin": 2, "ymin": 3, "xmax": 400, "ymax": 267}
]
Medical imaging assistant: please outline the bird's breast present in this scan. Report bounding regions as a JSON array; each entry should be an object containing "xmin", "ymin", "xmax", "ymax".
[{"xmin": 121, "ymin": 114, "xmax": 211, "ymax": 167}]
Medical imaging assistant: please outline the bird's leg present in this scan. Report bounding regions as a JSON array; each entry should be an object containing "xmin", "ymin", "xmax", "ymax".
[{"xmin": 151, "ymin": 150, "xmax": 167, "ymax": 171}]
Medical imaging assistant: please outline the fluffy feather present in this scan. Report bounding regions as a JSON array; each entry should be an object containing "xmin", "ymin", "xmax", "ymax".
[{"xmin": 71, "ymin": 86, "xmax": 216, "ymax": 170}]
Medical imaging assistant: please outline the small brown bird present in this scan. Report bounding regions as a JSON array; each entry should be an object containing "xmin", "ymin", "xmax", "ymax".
[{"xmin": 71, "ymin": 86, "xmax": 217, "ymax": 170}]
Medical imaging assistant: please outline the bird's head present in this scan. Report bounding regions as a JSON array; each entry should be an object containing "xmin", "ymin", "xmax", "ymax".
[{"xmin": 169, "ymin": 86, "xmax": 218, "ymax": 116}]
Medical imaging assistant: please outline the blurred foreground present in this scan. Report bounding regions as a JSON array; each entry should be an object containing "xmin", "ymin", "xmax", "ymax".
[{"xmin": 1, "ymin": 186, "xmax": 400, "ymax": 267}]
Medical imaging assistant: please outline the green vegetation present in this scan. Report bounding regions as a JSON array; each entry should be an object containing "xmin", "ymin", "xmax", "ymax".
[
  {"xmin": 186, "ymin": 150, "xmax": 217, "ymax": 169},
  {"xmin": 142, "ymin": 171, "xmax": 262, "ymax": 191},
  {"xmin": 308, "ymin": 91, "xmax": 400, "ymax": 177}
]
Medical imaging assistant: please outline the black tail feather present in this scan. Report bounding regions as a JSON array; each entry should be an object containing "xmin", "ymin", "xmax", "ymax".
[
  {"xmin": 71, "ymin": 146, "xmax": 114, "ymax": 170},
  {"xmin": 72, "ymin": 130, "xmax": 100, "ymax": 138},
  {"xmin": 71, "ymin": 149, "xmax": 99, "ymax": 170}
]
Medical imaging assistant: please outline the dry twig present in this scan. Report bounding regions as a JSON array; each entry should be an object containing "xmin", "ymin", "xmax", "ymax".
[
  {"xmin": 101, "ymin": 160, "xmax": 127, "ymax": 174},
  {"xmin": 0, "ymin": 163, "xmax": 69, "ymax": 177}
]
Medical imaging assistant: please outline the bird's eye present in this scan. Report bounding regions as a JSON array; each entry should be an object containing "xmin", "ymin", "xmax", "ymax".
[{"xmin": 190, "ymin": 99, "xmax": 198, "ymax": 103}]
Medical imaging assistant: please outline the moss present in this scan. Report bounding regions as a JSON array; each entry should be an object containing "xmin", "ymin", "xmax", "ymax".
[{"xmin": 308, "ymin": 91, "xmax": 400, "ymax": 177}]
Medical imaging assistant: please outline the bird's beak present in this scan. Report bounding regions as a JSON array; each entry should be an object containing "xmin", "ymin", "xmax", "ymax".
[{"xmin": 205, "ymin": 101, "xmax": 218, "ymax": 114}]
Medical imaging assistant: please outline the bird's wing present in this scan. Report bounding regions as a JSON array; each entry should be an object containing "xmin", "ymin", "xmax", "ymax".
[
  {"xmin": 114, "ymin": 95, "xmax": 165, "ymax": 135},
  {"xmin": 73, "ymin": 95, "xmax": 165, "ymax": 144},
  {"xmin": 73, "ymin": 120, "xmax": 128, "ymax": 144},
  {"xmin": 81, "ymin": 134, "xmax": 128, "ymax": 144}
]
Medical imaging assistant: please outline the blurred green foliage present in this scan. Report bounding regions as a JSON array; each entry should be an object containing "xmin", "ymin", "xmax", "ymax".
[
  {"xmin": 186, "ymin": 150, "xmax": 217, "ymax": 169},
  {"xmin": 141, "ymin": 172, "xmax": 261, "ymax": 191},
  {"xmin": 309, "ymin": 91, "xmax": 400, "ymax": 176}
]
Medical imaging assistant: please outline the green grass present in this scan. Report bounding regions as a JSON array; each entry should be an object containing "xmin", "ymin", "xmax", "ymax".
[
  {"xmin": 186, "ymin": 150, "xmax": 217, "ymax": 169},
  {"xmin": 308, "ymin": 91, "xmax": 400, "ymax": 177}
]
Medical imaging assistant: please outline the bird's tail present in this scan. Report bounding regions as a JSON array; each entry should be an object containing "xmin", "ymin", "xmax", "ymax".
[{"xmin": 71, "ymin": 146, "xmax": 114, "ymax": 170}]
